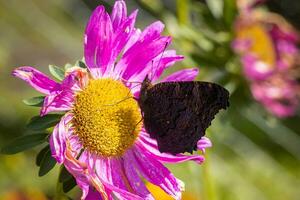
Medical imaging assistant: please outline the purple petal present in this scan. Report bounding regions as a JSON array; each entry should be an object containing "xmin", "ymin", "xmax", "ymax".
[
  {"xmin": 111, "ymin": 0, "xmax": 127, "ymax": 29},
  {"xmin": 91, "ymin": 163, "xmax": 145, "ymax": 200},
  {"xmin": 162, "ymin": 68, "xmax": 199, "ymax": 82},
  {"xmin": 109, "ymin": 159, "xmax": 129, "ymax": 193},
  {"xmin": 84, "ymin": 6, "xmax": 113, "ymax": 78},
  {"xmin": 93, "ymin": 157, "xmax": 143, "ymax": 200},
  {"xmin": 49, "ymin": 113, "xmax": 72, "ymax": 163},
  {"xmin": 138, "ymin": 131, "xmax": 206, "ymax": 164},
  {"xmin": 99, "ymin": 180, "xmax": 144, "ymax": 200},
  {"xmin": 114, "ymin": 21, "xmax": 170, "ymax": 79},
  {"xmin": 94, "ymin": 158, "xmax": 112, "ymax": 183},
  {"xmin": 241, "ymin": 55, "xmax": 274, "ymax": 81},
  {"xmin": 106, "ymin": 11, "xmax": 138, "ymax": 78},
  {"xmin": 86, "ymin": 188, "xmax": 104, "ymax": 200},
  {"xmin": 129, "ymin": 147, "xmax": 184, "ymax": 199},
  {"xmin": 127, "ymin": 50, "xmax": 183, "ymax": 95},
  {"xmin": 123, "ymin": 153, "xmax": 155, "ymax": 200},
  {"xmin": 12, "ymin": 66, "xmax": 58, "ymax": 94},
  {"xmin": 40, "ymin": 72, "xmax": 78, "ymax": 116},
  {"xmin": 197, "ymin": 137, "xmax": 212, "ymax": 153},
  {"xmin": 123, "ymin": 28, "xmax": 141, "ymax": 54},
  {"xmin": 121, "ymin": 36, "xmax": 171, "ymax": 80},
  {"xmin": 64, "ymin": 150, "xmax": 94, "ymax": 199},
  {"xmin": 129, "ymin": 50, "xmax": 184, "ymax": 83}
]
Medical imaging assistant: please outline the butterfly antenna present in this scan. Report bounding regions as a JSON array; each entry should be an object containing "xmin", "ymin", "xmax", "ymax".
[
  {"xmin": 130, "ymin": 117, "xmax": 144, "ymax": 136},
  {"xmin": 150, "ymin": 60, "xmax": 154, "ymax": 81},
  {"xmin": 150, "ymin": 41, "xmax": 169, "ymax": 82},
  {"xmin": 119, "ymin": 77, "xmax": 142, "ymax": 85}
]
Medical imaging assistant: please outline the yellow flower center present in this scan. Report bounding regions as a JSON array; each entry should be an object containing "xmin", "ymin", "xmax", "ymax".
[
  {"xmin": 72, "ymin": 79, "xmax": 142, "ymax": 157},
  {"xmin": 237, "ymin": 22, "xmax": 276, "ymax": 66}
]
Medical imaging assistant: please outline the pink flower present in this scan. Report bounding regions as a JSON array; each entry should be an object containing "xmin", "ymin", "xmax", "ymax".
[
  {"xmin": 12, "ymin": 1, "xmax": 210, "ymax": 199},
  {"xmin": 251, "ymin": 76, "xmax": 299, "ymax": 117},
  {"xmin": 233, "ymin": 2, "xmax": 300, "ymax": 117}
]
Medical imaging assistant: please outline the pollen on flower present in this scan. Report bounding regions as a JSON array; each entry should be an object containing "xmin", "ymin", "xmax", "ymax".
[{"xmin": 72, "ymin": 79, "xmax": 142, "ymax": 157}]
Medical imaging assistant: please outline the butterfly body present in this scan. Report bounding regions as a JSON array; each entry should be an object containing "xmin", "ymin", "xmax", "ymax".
[{"xmin": 138, "ymin": 76, "xmax": 229, "ymax": 154}]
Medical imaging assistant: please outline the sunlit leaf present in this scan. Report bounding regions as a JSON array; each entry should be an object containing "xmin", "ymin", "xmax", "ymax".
[
  {"xmin": 64, "ymin": 63, "xmax": 73, "ymax": 70},
  {"xmin": 206, "ymin": 0, "xmax": 223, "ymax": 19},
  {"xmin": 22, "ymin": 96, "xmax": 45, "ymax": 107},
  {"xmin": 49, "ymin": 65, "xmax": 65, "ymax": 81}
]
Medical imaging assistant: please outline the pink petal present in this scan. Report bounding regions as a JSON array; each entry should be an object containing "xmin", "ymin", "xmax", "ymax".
[
  {"xmin": 90, "ymin": 162, "xmax": 144, "ymax": 200},
  {"xmin": 64, "ymin": 150, "xmax": 92, "ymax": 200},
  {"xmin": 130, "ymin": 147, "xmax": 184, "ymax": 199},
  {"xmin": 93, "ymin": 157, "xmax": 143, "ymax": 200},
  {"xmin": 197, "ymin": 137, "xmax": 212, "ymax": 153},
  {"xmin": 84, "ymin": 6, "xmax": 113, "ymax": 78},
  {"xmin": 109, "ymin": 159, "xmax": 129, "ymax": 193},
  {"xmin": 130, "ymin": 50, "xmax": 184, "ymax": 83},
  {"xmin": 127, "ymin": 50, "xmax": 183, "ymax": 95},
  {"xmin": 138, "ymin": 131, "xmax": 206, "ymax": 164},
  {"xmin": 111, "ymin": 0, "xmax": 127, "ymax": 29},
  {"xmin": 99, "ymin": 180, "xmax": 144, "ymax": 200},
  {"xmin": 94, "ymin": 158, "xmax": 112, "ymax": 183},
  {"xmin": 241, "ymin": 55, "xmax": 274, "ymax": 81},
  {"xmin": 123, "ymin": 28, "xmax": 141, "ymax": 54},
  {"xmin": 106, "ymin": 11, "xmax": 138, "ymax": 78},
  {"xmin": 49, "ymin": 113, "xmax": 72, "ymax": 163},
  {"xmin": 85, "ymin": 188, "xmax": 104, "ymax": 200},
  {"xmin": 40, "ymin": 72, "xmax": 78, "ymax": 116},
  {"xmin": 162, "ymin": 68, "xmax": 199, "ymax": 82},
  {"xmin": 123, "ymin": 153, "xmax": 155, "ymax": 200},
  {"xmin": 151, "ymin": 50, "xmax": 184, "ymax": 81},
  {"xmin": 12, "ymin": 66, "xmax": 58, "ymax": 95},
  {"xmin": 121, "ymin": 36, "xmax": 171, "ymax": 80},
  {"xmin": 114, "ymin": 21, "xmax": 170, "ymax": 79}
]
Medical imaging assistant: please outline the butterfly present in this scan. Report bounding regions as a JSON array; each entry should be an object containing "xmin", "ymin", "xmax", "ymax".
[{"xmin": 138, "ymin": 75, "xmax": 229, "ymax": 155}]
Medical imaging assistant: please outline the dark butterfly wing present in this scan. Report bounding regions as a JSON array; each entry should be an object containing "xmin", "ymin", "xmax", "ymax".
[{"xmin": 141, "ymin": 81, "xmax": 229, "ymax": 154}]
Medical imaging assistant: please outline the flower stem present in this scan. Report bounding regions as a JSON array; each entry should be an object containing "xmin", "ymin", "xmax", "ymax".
[
  {"xmin": 202, "ymin": 151, "xmax": 217, "ymax": 200},
  {"xmin": 176, "ymin": 0, "xmax": 189, "ymax": 25},
  {"xmin": 54, "ymin": 166, "xmax": 69, "ymax": 200}
]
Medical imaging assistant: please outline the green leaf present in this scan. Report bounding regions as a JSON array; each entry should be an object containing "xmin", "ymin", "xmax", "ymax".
[
  {"xmin": 64, "ymin": 63, "xmax": 73, "ymax": 70},
  {"xmin": 59, "ymin": 166, "xmax": 73, "ymax": 183},
  {"xmin": 36, "ymin": 145, "xmax": 50, "ymax": 166},
  {"xmin": 27, "ymin": 114, "xmax": 63, "ymax": 131},
  {"xmin": 75, "ymin": 60, "xmax": 87, "ymax": 69},
  {"xmin": 38, "ymin": 148, "xmax": 56, "ymax": 176},
  {"xmin": 206, "ymin": 0, "xmax": 224, "ymax": 19},
  {"xmin": 78, "ymin": 60, "xmax": 87, "ymax": 69},
  {"xmin": 22, "ymin": 96, "xmax": 45, "ymax": 107},
  {"xmin": 223, "ymin": 0, "xmax": 237, "ymax": 29},
  {"xmin": 49, "ymin": 65, "xmax": 65, "ymax": 81},
  {"xmin": 63, "ymin": 176, "xmax": 77, "ymax": 193},
  {"xmin": 0, "ymin": 134, "xmax": 48, "ymax": 154}
]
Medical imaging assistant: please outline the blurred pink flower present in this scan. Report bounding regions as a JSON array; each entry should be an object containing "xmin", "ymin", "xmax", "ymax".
[
  {"xmin": 12, "ymin": 1, "xmax": 211, "ymax": 199},
  {"xmin": 233, "ymin": 0, "xmax": 300, "ymax": 117}
]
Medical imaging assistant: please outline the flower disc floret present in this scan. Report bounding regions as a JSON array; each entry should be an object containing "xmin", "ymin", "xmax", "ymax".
[{"xmin": 72, "ymin": 79, "xmax": 142, "ymax": 157}]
